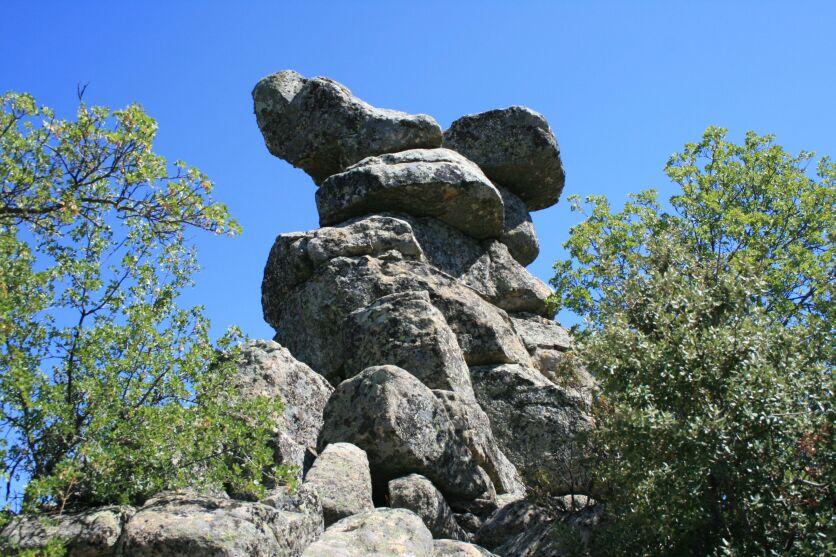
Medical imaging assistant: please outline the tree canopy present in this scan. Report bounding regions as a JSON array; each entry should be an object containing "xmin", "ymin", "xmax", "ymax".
[
  {"xmin": 0, "ymin": 92, "xmax": 283, "ymax": 510},
  {"xmin": 551, "ymin": 127, "xmax": 834, "ymax": 556}
]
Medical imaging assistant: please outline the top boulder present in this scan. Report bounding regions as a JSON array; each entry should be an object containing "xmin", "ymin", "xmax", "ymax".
[
  {"xmin": 253, "ymin": 70, "xmax": 443, "ymax": 184},
  {"xmin": 443, "ymin": 106, "xmax": 565, "ymax": 211}
]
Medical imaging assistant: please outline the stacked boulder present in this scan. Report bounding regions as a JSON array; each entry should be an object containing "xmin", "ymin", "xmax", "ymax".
[
  {"xmin": 257, "ymin": 70, "xmax": 595, "ymax": 555},
  {"xmin": 0, "ymin": 71, "xmax": 596, "ymax": 557}
]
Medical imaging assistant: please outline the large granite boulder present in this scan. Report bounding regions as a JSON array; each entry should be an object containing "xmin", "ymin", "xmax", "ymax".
[
  {"xmin": 316, "ymin": 149, "xmax": 504, "ymax": 239},
  {"xmin": 268, "ymin": 254, "xmax": 532, "ymax": 382},
  {"xmin": 497, "ymin": 185, "xmax": 539, "ymax": 266},
  {"xmin": 303, "ymin": 442, "xmax": 374, "ymax": 526},
  {"xmin": 434, "ymin": 539, "xmax": 498, "ymax": 556},
  {"xmin": 259, "ymin": 483, "xmax": 325, "ymax": 547},
  {"xmin": 395, "ymin": 216, "xmax": 550, "ymax": 316},
  {"xmin": 388, "ymin": 474, "xmax": 469, "ymax": 541},
  {"xmin": 0, "ymin": 506, "xmax": 134, "ymax": 556},
  {"xmin": 469, "ymin": 364, "xmax": 593, "ymax": 495},
  {"xmin": 253, "ymin": 70, "xmax": 441, "ymax": 184},
  {"xmin": 122, "ymin": 489, "xmax": 322, "ymax": 556},
  {"xmin": 232, "ymin": 340, "xmax": 333, "ymax": 474},
  {"xmin": 443, "ymin": 106, "xmax": 565, "ymax": 211},
  {"xmin": 318, "ymin": 365, "xmax": 494, "ymax": 509},
  {"xmin": 433, "ymin": 390, "xmax": 525, "ymax": 497},
  {"xmin": 302, "ymin": 508, "xmax": 433, "ymax": 557},
  {"xmin": 344, "ymin": 291, "xmax": 474, "ymax": 397},
  {"xmin": 262, "ymin": 215, "xmax": 424, "ymax": 308}
]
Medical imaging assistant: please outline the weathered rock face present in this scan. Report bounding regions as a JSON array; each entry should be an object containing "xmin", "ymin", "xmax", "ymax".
[
  {"xmin": 0, "ymin": 506, "xmax": 134, "ymax": 557},
  {"xmin": 388, "ymin": 474, "xmax": 469, "ymax": 541},
  {"xmin": 262, "ymin": 215, "xmax": 424, "ymax": 314},
  {"xmin": 302, "ymin": 508, "xmax": 434, "ymax": 557},
  {"xmin": 344, "ymin": 290, "xmax": 474, "ymax": 397},
  {"xmin": 253, "ymin": 70, "xmax": 442, "ymax": 184},
  {"xmin": 497, "ymin": 185, "xmax": 539, "ymax": 266},
  {"xmin": 475, "ymin": 499, "xmax": 556, "ymax": 557},
  {"xmin": 122, "ymin": 489, "xmax": 322, "ymax": 557},
  {"xmin": 443, "ymin": 106, "xmax": 565, "ymax": 211},
  {"xmin": 303, "ymin": 442, "xmax": 374, "ymax": 526},
  {"xmin": 232, "ymin": 339, "xmax": 333, "ymax": 474},
  {"xmin": 434, "ymin": 390, "xmax": 525, "ymax": 497},
  {"xmin": 434, "ymin": 539, "xmax": 498, "ymax": 556},
  {"xmin": 269, "ymin": 254, "xmax": 532, "ymax": 382},
  {"xmin": 316, "ymin": 148, "xmax": 505, "ymax": 239},
  {"xmin": 318, "ymin": 365, "xmax": 494, "ymax": 508},
  {"xmin": 470, "ymin": 364, "xmax": 593, "ymax": 495}
]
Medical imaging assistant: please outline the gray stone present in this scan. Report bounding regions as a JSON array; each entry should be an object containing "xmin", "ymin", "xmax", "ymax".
[
  {"xmin": 344, "ymin": 291, "xmax": 474, "ymax": 397},
  {"xmin": 399, "ymin": 216, "xmax": 550, "ymax": 316},
  {"xmin": 509, "ymin": 314, "xmax": 572, "ymax": 353},
  {"xmin": 268, "ymin": 254, "xmax": 531, "ymax": 383},
  {"xmin": 259, "ymin": 483, "xmax": 325, "ymax": 550},
  {"xmin": 388, "ymin": 474, "xmax": 469, "ymax": 541},
  {"xmin": 316, "ymin": 149, "xmax": 504, "ymax": 240},
  {"xmin": 232, "ymin": 340, "xmax": 333, "ymax": 475},
  {"xmin": 443, "ymin": 106, "xmax": 565, "ymax": 211},
  {"xmin": 433, "ymin": 390, "xmax": 525, "ymax": 497},
  {"xmin": 0, "ymin": 506, "xmax": 134, "ymax": 557},
  {"xmin": 122, "ymin": 489, "xmax": 321, "ymax": 556},
  {"xmin": 262, "ymin": 215, "xmax": 424, "ymax": 311},
  {"xmin": 475, "ymin": 499, "xmax": 555, "ymax": 557},
  {"xmin": 469, "ymin": 364, "xmax": 593, "ymax": 496},
  {"xmin": 497, "ymin": 185, "xmax": 539, "ymax": 266},
  {"xmin": 303, "ymin": 442, "xmax": 374, "ymax": 526},
  {"xmin": 302, "ymin": 508, "xmax": 433, "ymax": 557},
  {"xmin": 253, "ymin": 70, "xmax": 442, "ymax": 184},
  {"xmin": 433, "ymin": 539, "xmax": 498, "ymax": 556},
  {"xmin": 318, "ymin": 366, "xmax": 494, "ymax": 508}
]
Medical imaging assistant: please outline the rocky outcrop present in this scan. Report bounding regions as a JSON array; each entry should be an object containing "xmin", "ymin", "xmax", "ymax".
[
  {"xmin": 253, "ymin": 70, "xmax": 442, "ymax": 184},
  {"xmin": 302, "ymin": 508, "xmax": 434, "ymax": 557},
  {"xmin": 0, "ymin": 506, "xmax": 134, "ymax": 556},
  {"xmin": 470, "ymin": 364, "xmax": 593, "ymax": 495},
  {"xmin": 388, "ymin": 474, "xmax": 469, "ymax": 541},
  {"xmin": 344, "ymin": 291, "xmax": 474, "ymax": 396},
  {"xmin": 316, "ymin": 149, "xmax": 504, "ymax": 239},
  {"xmin": 318, "ymin": 365, "xmax": 495, "ymax": 509},
  {"xmin": 303, "ymin": 442, "xmax": 374, "ymax": 526},
  {"xmin": 232, "ymin": 340, "xmax": 333, "ymax": 475},
  {"xmin": 122, "ymin": 489, "xmax": 322, "ymax": 556},
  {"xmin": 443, "ymin": 106, "xmax": 565, "ymax": 211}
]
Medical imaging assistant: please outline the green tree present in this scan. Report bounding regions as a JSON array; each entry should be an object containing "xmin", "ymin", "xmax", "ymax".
[
  {"xmin": 0, "ymin": 92, "xmax": 283, "ymax": 510},
  {"xmin": 551, "ymin": 127, "xmax": 834, "ymax": 555}
]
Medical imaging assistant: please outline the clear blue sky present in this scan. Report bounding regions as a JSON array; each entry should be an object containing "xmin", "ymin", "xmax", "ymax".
[{"xmin": 2, "ymin": 0, "xmax": 834, "ymax": 337}]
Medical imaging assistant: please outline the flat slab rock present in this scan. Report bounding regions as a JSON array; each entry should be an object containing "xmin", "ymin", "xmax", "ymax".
[
  {"xmin": 0, "ymin": 505, "xmax": 134, "ymax": 556},
  {"xmin": 443, "ymin": 106, "xmax": 565, "ymax": 211},
  {"xmin": 318, "ymin": 365, "xmax": 495, "ymax": 508},
  {"xmin": 434, "ymin": 539, "xmax": 499, "ymax": 556},
  {"xmin": 303, "ymin": 442, "xmax": 374, "ymax": 526},
  {"xmin": 253, "ymin": 70, "xmax": 442, "ymax": 184},
  {"xmin": 316, "ymin": 148, "xmax": 504, "ymax": 240},
  {"xmin": 121, "ymin": 489, "xmax": 323, "ymax": 557},
  {"xmin": 302, "ymin": 508, "xmax": 433, "ymax": 557},
  {"xmin": 232, "ymin": 339, "xmax": 334, "ymax": 476}
]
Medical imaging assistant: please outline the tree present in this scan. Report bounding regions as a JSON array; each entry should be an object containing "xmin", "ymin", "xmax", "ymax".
[
  {"xmin": 551, "ymin": 127, "xmax": 834, "ymax": 555},
  {"xmin": 0, "ymin": 92, "xmax": 284, "ymax": 511}
]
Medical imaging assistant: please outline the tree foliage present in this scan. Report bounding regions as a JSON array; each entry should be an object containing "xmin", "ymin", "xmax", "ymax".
[
  {"xmin": 0, "ymin": 92, "xmax": 283, "ymax": 510},
  {"xmin": 551, "ymin": 127, "xmax": 834, "ymax": 555}
]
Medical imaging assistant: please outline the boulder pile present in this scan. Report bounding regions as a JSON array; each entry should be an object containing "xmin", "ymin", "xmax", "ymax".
[{"xmin": 1, "ymin": 71, "xmax": 598, "ymax": 557}]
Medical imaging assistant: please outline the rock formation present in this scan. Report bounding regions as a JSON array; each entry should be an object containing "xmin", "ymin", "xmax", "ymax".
[{"xmin": 1, "ymin": 70, "xmax": 597, "ymax": 557}]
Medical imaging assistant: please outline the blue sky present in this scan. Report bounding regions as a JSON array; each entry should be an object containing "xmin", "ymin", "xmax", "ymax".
[{"xmin": 2, "ymin": 0, "xmax": 834, "ymax": 337}]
